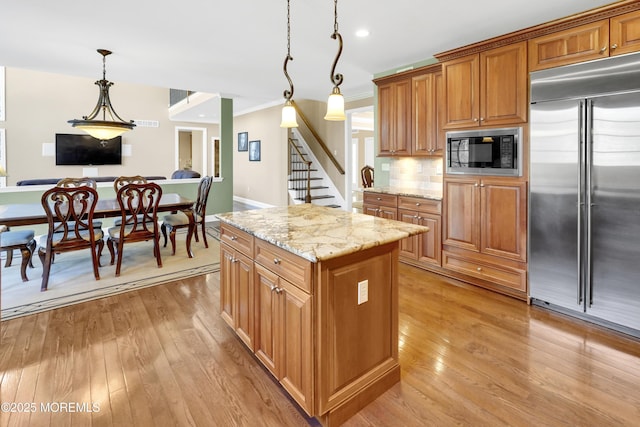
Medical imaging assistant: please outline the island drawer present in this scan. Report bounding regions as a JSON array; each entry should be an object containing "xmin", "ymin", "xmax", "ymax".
[
  {"xmin": 442, "ymin": 250, "xmax": 526, "ymax": 292},
  {"xmin": 363, "ymin": 192, "xmax": 398, "ymax": 207},
  {"xmin": 220, "ymin": 223, "xmax": 254, "ymax": 257},
  {"xmin": 255, "ymin": 239, "xmax": 313, "ymax": 293},
  {"xmin": 398, "ymin": 196, "xmax": 441, "ymax": 215}
]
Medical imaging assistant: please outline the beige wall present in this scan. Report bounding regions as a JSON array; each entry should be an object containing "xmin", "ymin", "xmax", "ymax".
[
  {"xmin": 2, "ymin": 67, "xmax": 219, "ymax": 185},
  {"xmin": 233, "ymin": 105, "xmax": 289, "ymax": 206}
]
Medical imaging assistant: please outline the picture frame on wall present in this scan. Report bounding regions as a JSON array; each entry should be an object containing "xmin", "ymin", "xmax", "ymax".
[
  {"xmin": 249, "ymin": 140, "xmax": 261, "ymax": 161},
  {"xmin": 238, "ymin": 132, "xmax": 248, "ymax": 152}
]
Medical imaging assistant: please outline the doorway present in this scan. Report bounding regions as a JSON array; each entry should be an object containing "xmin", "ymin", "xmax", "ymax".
[
  {"xmin": 345, "ymin": 106, "xmax": 374, "ymax": 211},
  {"xmin": 174, "ymin": 126, "xmax": 207, "ymax": 176}
]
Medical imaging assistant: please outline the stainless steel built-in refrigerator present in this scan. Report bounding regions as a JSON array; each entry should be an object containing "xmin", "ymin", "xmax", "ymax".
[{"xmin": 529, "ymin": 52, "xmax": 640, "ymax": 338}]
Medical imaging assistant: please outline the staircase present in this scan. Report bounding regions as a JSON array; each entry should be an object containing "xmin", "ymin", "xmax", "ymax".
[{"xmin": 288, "ymin": 130, "xmax": 345, "ymax": 209}]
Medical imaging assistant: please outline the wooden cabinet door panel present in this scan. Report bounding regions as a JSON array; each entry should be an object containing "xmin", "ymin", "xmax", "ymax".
[
  {"xmin": 480, "ymin": 180, "xmax": 527, "ymax": 262},
  {"xmin": 610, "ymin": 10, "xmax": 640, "ymax": 56},
  {"xmin": 434, "ymin": 72, "xmax": 445, "ymax": 153},
  {"xmin": 480, "ymin": 42, "xmax": 527, "ymax": 126},
  {"xmin": 378, "ymin": 83, "xmax": 394, "ymax": 155},
  {"xmin": 254, "ymin": 265, "xmax": 280, "ymax": 377},
  {"xmin": 418, "ymin": 214, "xmax": 441, "ymax": 267},
  {"xmin": 412, "ymin": 73, "xmax": 436, "ymax": 156},
  {"xmin": 393, "ymin": 79, "xmax": 412, "ymax": 155},
  {"xmin": 220, "ymin": 244, "xmax": 235, "ymax": 329},
  {"xmin": 528, "ymin": 20, "xmax": 609, "ymax": 71},
  {"xmin": 443, "ymin": 178, "xmax": 480, "ymax": 251},
  {"xmin": 443, "ymin": 54, "xmax": 479, "ymax": 129},
  {"xmin": 398, "ymin": 210, "xmax": 419, "ymax": 259},
  {"xmin": 234, "ymin": 251, "xmax": 254, "ymax": 350},
  {"xmin": 279, "ymin": 279, "xmax": 313, "ymax": 415}
]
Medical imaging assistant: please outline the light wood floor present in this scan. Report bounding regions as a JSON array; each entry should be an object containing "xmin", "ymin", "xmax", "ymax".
[{"xmin": 2, "ymin": 264, "xmax": 639, "ymax": 426}]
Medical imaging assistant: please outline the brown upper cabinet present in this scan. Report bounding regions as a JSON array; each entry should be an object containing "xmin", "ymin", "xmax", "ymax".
[
  {"xmin": 377, "ymin": 78, "xmax": 412, "ymax": 156},
  {"xmin": 442, "ymin": 42, "xmax": 528, "ymax": 129},
  {"xmin": 529, "ymin": 9, "xmax": 640, "ymax": 71},
  {"xmin": 375, "ymin": 65, "xmax": 443, "ymax": 157}
]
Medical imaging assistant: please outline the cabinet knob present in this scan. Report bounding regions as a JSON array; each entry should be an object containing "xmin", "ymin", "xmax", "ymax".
[
  {"xmin": 376, "ymin": 197, "xmax": 382, "ymax": 200},
  {"xmin": 611, "ymin": 43, "xmax": 618, "ymax": 50},
  {"xmin": 230, "ymin": 235, "xmax": 237, "ymax": 241},
  {"xmin": 600, "ymin": 46, "xmax": 607, "ymax": 53},
  {"xmin": 273, "ymin": 258, "xmax": 281, "ymax": 265},
  {"xmin": 270, "ymin": 284, "xmax": 277, "ymax": 292},
  {"xmin": 415, "ymin": 202, "xmax": 421, "ymax": 206},
  {"xmin": 474, "ymin": 183, "xmax": 479, "ymax": 187},
  {"xmin": 477, "ymin": 267, "xmax": 482, "ymax": 272},
  {"xmin": 473, "ymin": 118, "xmax": 479, "ymax": 122},
  {"xmin": 480, "ymin": 184, "xmax": 485, "ymax": 187},
  {"xmin": 479, "ymin": 117, "xmax": 484, "ymax": 122}
]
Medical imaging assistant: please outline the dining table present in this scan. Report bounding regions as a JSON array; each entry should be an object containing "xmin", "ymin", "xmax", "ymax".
[{"xmin": 0, "ymin": 193, "xmax": 197, "ymax": 258}]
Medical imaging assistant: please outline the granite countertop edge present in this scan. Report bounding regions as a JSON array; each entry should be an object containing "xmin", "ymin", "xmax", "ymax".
[{"xmin": 216, "ymin": 205, "xmax": 429, "ymax": 263}]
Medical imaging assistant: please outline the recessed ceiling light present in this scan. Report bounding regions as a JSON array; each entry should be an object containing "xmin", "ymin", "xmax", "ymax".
[{"xmin": 356, "ymin": 29, "xmax": 370, "ymax": 38}]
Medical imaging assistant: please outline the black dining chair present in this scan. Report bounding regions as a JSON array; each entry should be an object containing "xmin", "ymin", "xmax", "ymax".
[
  {"xmin": 161, "ymin": 176, "xmax": 213, "ymax": 255},
  {"xmin": 39, "ymin": 185, "xmax": 104, "ymax": 291},
  {"xmin": 106, "ymin": 182, "xmax": 163, "ymax": 276}
]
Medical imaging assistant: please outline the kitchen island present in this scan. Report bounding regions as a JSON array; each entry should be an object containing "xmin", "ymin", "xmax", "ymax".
[{"xmin": 216, "ymin": 204, "xmax": 429, "ymax": 426}]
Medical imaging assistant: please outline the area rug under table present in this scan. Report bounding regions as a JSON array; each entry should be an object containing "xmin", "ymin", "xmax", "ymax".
[{"xmin": 1, "ymin": 229, "xmax": 220, "ymax": 321}]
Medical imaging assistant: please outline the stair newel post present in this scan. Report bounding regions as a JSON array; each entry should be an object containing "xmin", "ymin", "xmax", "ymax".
[{"xmin": 305, "ymin": 162, "xmax": 312, "ymax": 204}]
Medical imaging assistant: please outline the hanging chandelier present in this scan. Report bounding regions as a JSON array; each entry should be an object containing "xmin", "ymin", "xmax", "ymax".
[
  {"xmin": 68, "ymin": 49, "xmax": 135, "ymax": 140},
  {"xmin": 324, "ymin": 0, "xmax": 346, "ymax": 121},
  {"xmin": 280, "ymin": 0, "xmax": 299, "ymax": 128}
]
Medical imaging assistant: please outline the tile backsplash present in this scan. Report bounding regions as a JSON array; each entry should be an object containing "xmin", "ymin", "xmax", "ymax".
[{"xmin": 388, "ymin": 157, "xmax": 443, "ymax": 192}]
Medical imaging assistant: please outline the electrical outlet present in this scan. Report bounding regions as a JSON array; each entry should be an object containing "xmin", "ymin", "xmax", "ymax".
[
  {"xmin": 436, "ymin": 163, "xmax": 443, "ymax": 175},
  {"xmin": 358, "ymin": 280, "xmax": 369, "ymax": 305}
]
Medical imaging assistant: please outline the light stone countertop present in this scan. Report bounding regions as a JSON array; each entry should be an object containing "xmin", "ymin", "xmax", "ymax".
[
  {"xmin": 363, "ymin": 187, "xmax": 443, "ymax": 200},
  {"xmin": 215, "ymin": 204, "xmax": 429, "ymax": 262}
]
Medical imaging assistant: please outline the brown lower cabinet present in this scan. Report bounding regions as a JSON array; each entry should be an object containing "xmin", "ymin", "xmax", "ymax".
[
  {"xmin": 363, "ymin": 185, "xmax": 527, "ymax": 300},
  {"xmin": 220, "ymin": 222, "xmax": 402, "ymax": 425}
]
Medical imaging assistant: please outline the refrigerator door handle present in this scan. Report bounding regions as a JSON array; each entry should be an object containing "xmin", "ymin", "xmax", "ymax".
[
  {"xmin": 577, "ymin": 100, "xmax": 586, "ymax": 305},
  {"xmin": 585, "ymin": 99, "xmax": 594, "ymax": 308}
]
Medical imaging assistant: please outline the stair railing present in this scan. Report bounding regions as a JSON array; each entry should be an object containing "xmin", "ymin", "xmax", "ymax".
[
  {"xmin": 288, "ymin": 137, "xmax": 312, "ymax": 203},
  {"xmin": 291, "ymin": 100, "xmax": 345, "ymax": 175}
]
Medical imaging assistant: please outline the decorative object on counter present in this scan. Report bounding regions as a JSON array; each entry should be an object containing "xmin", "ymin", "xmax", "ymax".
[
  {"xmin": 361, "ymin": 165, "xmax": 374, "ymax": 188},
  {"xmin": 171, "ymin": 169, "xmax": 201, "ymax": 179},
  {"xmin": 280, "ymin": 0, "xmax": 299, "ymax": 128},
  {"xmin": 249, "ymin": 140, "xmax": 261, "ymax": 161},
  {"xmin": 324, "ymin": 0, "xmax": 345, "ymax": 121},
  {"xmin": 238, "ymin": 131, "xmax": 248, "ymax": 151},
  {"xmin": 67, "ymin": 49, "xmax": 136, "ymax": 140}
]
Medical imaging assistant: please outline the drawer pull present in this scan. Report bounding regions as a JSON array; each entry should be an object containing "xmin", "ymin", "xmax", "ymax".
[
  {"xmin": 477, "ymin": 267, "xmax": 482, "ymax": 272},
  {"xmin": 376, "ymin": 197, "xmax": 382, "ymax": 201},
  {"xmin": 230, "ymin": 235, "xmax": 238, "ymax": 241},
  {"xmin": 274, "ymin": 258, "xmax": 282, "ymax": 265},
  {"xmin": 415, "ymin": 202, "xmax": 421, "ymax": 206}
]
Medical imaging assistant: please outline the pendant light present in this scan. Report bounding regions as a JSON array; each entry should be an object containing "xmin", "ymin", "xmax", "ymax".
[
  {"xmin": 280, "ymin": 0, "xmax": 299, "ymax": 128},
  {"xmin": 68, "ymin": 49, "xmax": 136, "ymax": 140},
  {"xmin": 324, "ymin": 0, "xmax": 346, "ymax": 121}
]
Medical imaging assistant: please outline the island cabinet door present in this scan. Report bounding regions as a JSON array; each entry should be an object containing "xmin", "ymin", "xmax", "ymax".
[
  {"xmin": 220, "ymin": 245, "xmax": 255, "ymax": 350},
  {"xmin": 220, "ymin": 244, "xmax": 236, "ymax": 329},
  {"xmin": 254, "ymin": 265, "xmax": 281, "ymax": 378},
  {"xmin": 254, "ymin": 264, "xmax": 314, "ymax": 416}
]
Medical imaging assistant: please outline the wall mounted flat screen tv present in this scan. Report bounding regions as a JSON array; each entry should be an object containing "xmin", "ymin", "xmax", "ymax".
[{"xmin": 55, "ymin": 134, "xmax": 122, "ymax": 165}]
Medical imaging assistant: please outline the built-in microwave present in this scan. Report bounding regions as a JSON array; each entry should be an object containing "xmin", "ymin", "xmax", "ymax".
[{"xmin": 446, "ymin": 127, "xmax": 523, "ymax": 176}]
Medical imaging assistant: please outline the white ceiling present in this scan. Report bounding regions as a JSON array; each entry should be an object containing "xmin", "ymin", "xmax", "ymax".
[{"xmin": 0, "ymin": 0, "xmax": 616, "ymax": 123}]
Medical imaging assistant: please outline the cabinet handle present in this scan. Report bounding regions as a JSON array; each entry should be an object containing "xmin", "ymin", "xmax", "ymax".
[
  {"xmin": 473, "ymin": 118, "xmax": 479, "ymax": 122},
  {"xmin": 415, "ymin": 202, "xmax": 421, "ymax": 206},
  {"xmin": 273, "ymin": 258, "xmax": 282, "ymax": 265},
  {"xmin": 474, "ymin": 183, "xmax": 479, "ymax": 187},
  {"xmin": 230, "ymin": 235, "xmax": 237, "ymax": 241},
  {"xmin": 231, "ymin": 257, "xmax": 238, "ymax": 263},
  {"xmin": 600, "ymin": 46, "xmax": 607, "ymax": 53},
  {"xmin": 275, "ymin": 287, "xmax": 283, "ymax": 294},
  {"xmin": 477, "ymin": 267, "xmax": 482, "ymax": 272},
  {"xmin": 480, "ymin": 117, "xmax": 484, "ymax": 122},
  {"xmin": 270, "ymin": 284, "xmax": 277, "ymax": 292},
  {"xmin": 611, "ymin": 43, "xmax": 618, "ymax": 50},
  {"xmin": 376, "ymin": 197, "xmax": 382, "ymax": 201},
  {"xmin": 480, "ymin": 184, "xmax": 485, "ymax": 187}
]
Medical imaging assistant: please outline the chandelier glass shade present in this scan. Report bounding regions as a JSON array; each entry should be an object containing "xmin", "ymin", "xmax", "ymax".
[{"xmin": 68, "ymin": 49, "xmax": 135, "ymax": 140}]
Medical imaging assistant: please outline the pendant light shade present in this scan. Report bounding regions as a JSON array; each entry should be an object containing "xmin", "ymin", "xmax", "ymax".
[
  {"xmin": 324, "ymin": 0, "xmax": 345, "ymax": 121},
  {"xmin": 281, "ymin": 99, "xmax": 298, "ymax": 128},
  {"xmin": 280, "ymin": 0, "xmax": 299, "ymax": 128},
  {"xmin": 68, "ymin": 49, "xmax": 135, "ymax": 140}
]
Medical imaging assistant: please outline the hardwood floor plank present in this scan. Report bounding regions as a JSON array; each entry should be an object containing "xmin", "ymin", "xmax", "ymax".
[{"xmin": 2, "ymin": 262, "xmax": 640, "ymax": 426}]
